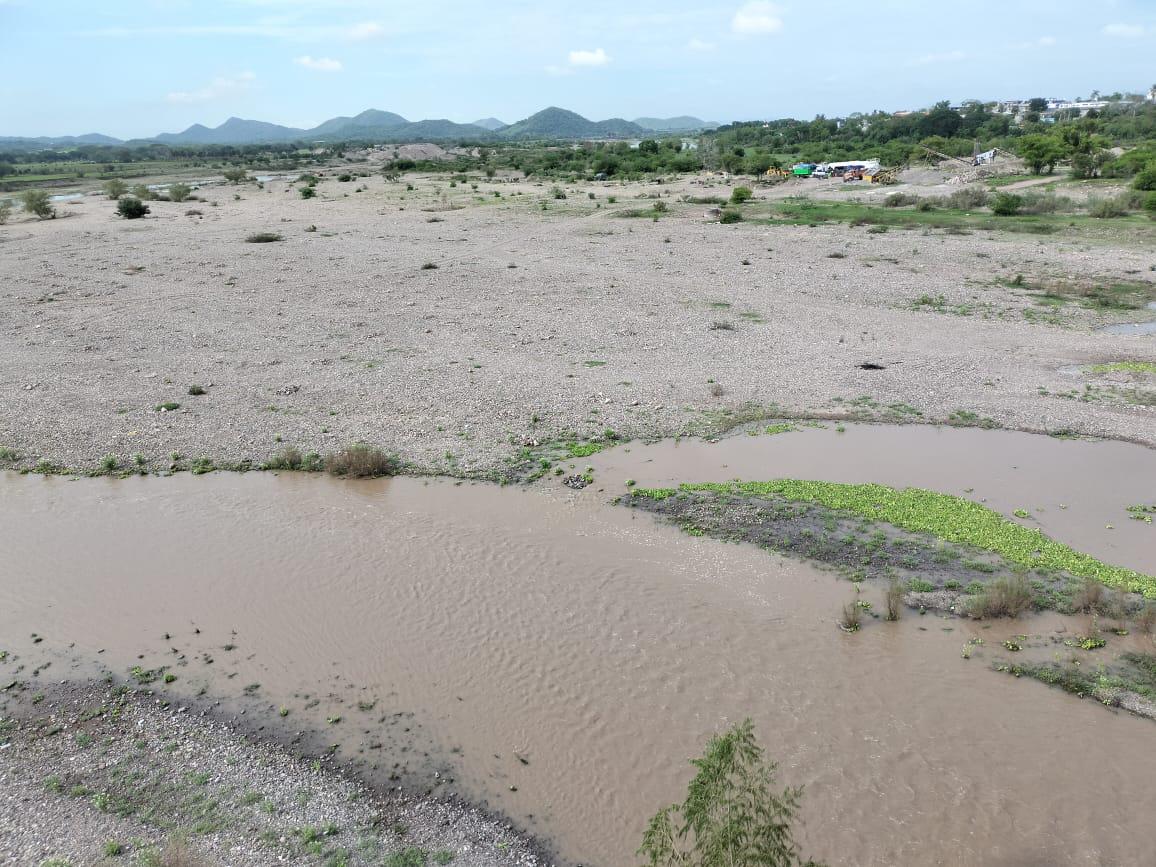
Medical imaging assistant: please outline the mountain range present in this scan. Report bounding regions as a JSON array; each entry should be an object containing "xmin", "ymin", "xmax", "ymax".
[{"xmin": 0, "ymin": 108, "xmax": 718, "ymax": 149}]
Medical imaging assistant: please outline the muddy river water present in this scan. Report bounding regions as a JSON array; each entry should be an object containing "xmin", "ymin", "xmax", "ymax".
[{"xmin": 3, "ymin": 424, "xmax": 1156, "ymax": 865}]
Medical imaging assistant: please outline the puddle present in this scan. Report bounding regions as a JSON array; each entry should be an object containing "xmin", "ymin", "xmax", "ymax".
[
  {"xmin": 1100, "ymin": 302, "xmax": 1156, "ymax": 336},
  {"xmin": 3, "ymin": 425, "xmax": 1156, "ymax": 865}
]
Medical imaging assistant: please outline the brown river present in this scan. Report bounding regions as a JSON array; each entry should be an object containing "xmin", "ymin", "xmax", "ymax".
[{"xmin": 2, "ymin": 424, "xmax": 1156, "ymax": 865}]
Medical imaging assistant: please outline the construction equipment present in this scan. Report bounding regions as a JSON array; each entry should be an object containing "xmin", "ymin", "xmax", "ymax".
[{"xmin": 868, "ymin": 168, "xmax": 898, "ymax": 185}]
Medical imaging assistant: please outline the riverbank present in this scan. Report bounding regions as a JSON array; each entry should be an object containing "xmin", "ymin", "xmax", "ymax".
[{"xmin": 0, "ymin": 678, "xmax": 547, "ymax": 867}]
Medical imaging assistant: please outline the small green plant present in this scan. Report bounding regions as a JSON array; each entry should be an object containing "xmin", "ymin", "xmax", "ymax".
[
  {"xmin": 168, "ymin": 183, "xmax": 192, "ymax": 203},
  {"xmin": 155, "ymin": 402, "xmax": 180, "ymax": 412},
  {"xmin": 299, "ymin": 186, "xmax": 316, "ymax": 199},
  {"xmin": 116, "ymin": 197, "xmax": 150, "ymax": 219},
  {"xmin": 103, "ymin": 841, "xmax": 125, "ymax": 857},
  {"xmin": 421, "ymin": 262, "xmax": 438, "ymax": 270},
  {"xmin": 907, "ymin": 578, "xmax": 935, "ymax": 593},
  {"xmin": 188, "ymin": 384, "xmax": 206, "ymax": 396},
  {"xmin": 719, "ymin": 209, "xmax": 744, "ymax": 224},
  {"xmin": 638, "ymin": 719, "xmax": 816, "ymax": 867},
  {"xmin": 245, "ymin": 232, "xmax": 283, "ymax": 243}
]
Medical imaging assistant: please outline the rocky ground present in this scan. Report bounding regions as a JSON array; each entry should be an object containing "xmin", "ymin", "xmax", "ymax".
[
  {"xmin": 0, "ymin": 168, "xmax": 1153, "ymax": 480},
  {"xmin": 0, "ymin": 680, "xmax": 547, "ymax": 867}
]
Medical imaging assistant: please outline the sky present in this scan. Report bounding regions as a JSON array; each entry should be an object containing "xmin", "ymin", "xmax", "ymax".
[{"xmin": 1, "ymin": 0, "xmax": 1154, "ymax": 139}]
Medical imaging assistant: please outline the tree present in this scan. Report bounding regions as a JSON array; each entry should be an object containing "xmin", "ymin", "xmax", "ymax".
[
  {"xmin": 1143, "ymin": 192, "xmax": 1156, "ymax": 220},
  {"xmin": 1017, "ymin": 135, "xmax": 1066, "ymax": 174},
  {"xmin": 638, "ymin": 139, "xmax": 660, "ymax": 155},
  {"xmin": 222, "ymin": 168, "xmax": 249, "ymax": 183},
  {"xmin": 638, "ymin": 719, "xmax": 820, "ymax": 867},
  {"xmin": 1028, "ymin": 97, "xmax": 1049, "ymax": 113},
  {"xmin": 0, "ymin": 162, "xmax": 15, "ymax": 178},
  {"xmin": 991, "ymin": 193, "xmax": 1023, "ymax": 216},
  {"xmin": 103, "ymin": 178, "xmax": 128, "ymax": 199},
  {"xmin": 116, "ymin": 197, "xmax": 149, "ymax": 219},
  {"xmin": 20, "ymin": 189, "xmax": 54, "ymax": 219}
]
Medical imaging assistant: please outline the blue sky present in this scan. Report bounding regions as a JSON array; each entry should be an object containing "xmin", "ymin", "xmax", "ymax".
[{"xmin": 1, "ymin": 0, "xmax": 1154, "ymax": 139}]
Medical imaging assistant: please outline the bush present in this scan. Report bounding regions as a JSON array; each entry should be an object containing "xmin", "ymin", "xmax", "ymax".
[
  {"xmin": 990, "ymin": 193, "xmax": 1023, "ymax": 216},
  {"xmin": 20, "ymin": 189, "xmax": 55, "ymax": 219},
  {"xmin": 1144, "ymin": 192, "xmax": 1156, "ymax": 220},
  {"xmin": 324, "ymin": 444, "xmax": 397, "ymax": 478},
  {"xmin": 968, "ymin": 575, "xmax": 1033, "ymax": 618},
  {"xmin": 884, "ymin": 192, "xmax": 919, "ymax": 208},
  {"xmin": 223, "ymin": 168, "xmax": 249, "ymax": 183},
  {"xmin": 1088, "ymin": 197, "xmax": 1126, "ymax": 219},
  {"xmin": 129, "ymin": 184, "xmax": 156, "ymax": 201},
  {"xmin": 337, "ymin": 173, "xmax": 353, "ymax": 182},
  {"xmin": 944, "ymin": 187, "xmax": 989, "ymax": 210},
  {"xmin": 719, "ymin": 209, "xmax": 743, "ymax": 224},
  {"xmin": 0, "ymin": 199, "xmax": 11, "ymax": 225},
  {"xmin": 1132, "ymin": 165, "xmax": 1156, "ymax": 192},
  {"xmin": 729, "ymin": 186, "xmax": 753, "ymax": 204},
  {"xmin": 550, "ymin": 186, "xmax": 566, "ymax": 199},
  {"xmin": 168, "ymin": 183, "xmax": 192, "ymax": 203},
  {"xmin": 652, "ymin": 200, "xmax": 668, "ymax": 213},
  {"xmin": 245, "ymin": 232, "xmax": 283, "ymax": 243},
  {"xmin": 103, "ymin": 178, "xmax": 128, "ymax": 199},
  {"xmin": 299, "ymin": 186, "xmax": 316, "ymax": 199},
  {"xmin": 639, "ymin": 719, "xmax": 814, "ymax": 867},
  {"xmin": 116, "ymin": 197, "xmax": 149, "ymax": 219}
]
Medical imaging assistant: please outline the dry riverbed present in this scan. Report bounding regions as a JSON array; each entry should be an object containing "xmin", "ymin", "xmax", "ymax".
[{"xmin": 0, "ymin": 168, "xmax": 1153, "ymax": 479}]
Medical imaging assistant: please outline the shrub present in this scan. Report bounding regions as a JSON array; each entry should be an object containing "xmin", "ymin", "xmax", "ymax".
[
  {"xmin": 0, "ymin": 199, "xmax": 11, "ymax": 225},
  {"xmin": 991, "ymin": 193, "xmax": 1023, "ymax": 216},
  {"xmin": 1132, "ymin": 165, "xmax": 1156, "ymax": 192},
  {"xmin": 168, "ymin": 183, "xmax": 192, "ymax": 203},
  {"xmin": 130, "ymin": 184, "xmax": 155, "ymax": 201},
  {"xmin": 884, "ymin": 192, "xmax": 919, "ymax": 208},
  {"xmin": 337, "ymin": 173, "xmax": 353, "ymax": 182},
  {"xmin": 840, "ymin": 600, "xmax": 861, "ymax": 632},
  {"xmin": 968, "ymin": 575, "xmax": 1033, "ymax": 618},
  {"xmin": 719, "ymin": 209, "xmax": 743, "ymax": 224},
  {"xmin": 1069, "ymin": 577, "xmax": 1104, "ymax": 613},
  {"xmin": 324, "ymin": 444, "xmax": 397, "ymax": 478},
  {"xmin": 116, "ymin": 197, "xmax": 150, "ymax": 219},
  {"xmin": 1144, "ymin": 192, "xmax": 1156, "ymax": 220},
  {"xmin": 20, "ymin": 189, "xmax": 55, "ymax": 219},
  {"xmin": 264, "ymin": 447, "xmax": 321, "ymax": 471},
  {"xmin": 944, "ymin": 187, "xmax": 989, "ymax": 210},
  {"xmin": 103, "ymin": 179, "xmax": 128, "ymax": 199},
  {"xmin": 223, "ymin": 168, "xmax": 249, "ymax": 184},
  {"xmin": 245, "ymin": 232, "xmax": 282, "ymax": 243},
  {"xmin": 729, "ymin": 186, "xmax": 753, "ymax": 204},
  {"xmin": 550, "ymin": 186, "xmax": 566, "ymax": 199},
  {"xmin": 299, "ymin": 186, "xmax": 316, "ymax": 199},
  {"xmin": 421, "ymin": 262, "xmax": 438, "ymax": 270},
  {"xmin": 639, "ymin": 719, "xmax": 814, "ymax": 867},
  {"xmin": 885, "ymin": 578, "xmax": 902, "ymax": 621},
  {"xmin": 652, "ymin": 200, "xmax": 668, "ymax": 213},
  {"xmin": 1088, "ymin": 197, "xmax": 1126, "ymax": 219}
]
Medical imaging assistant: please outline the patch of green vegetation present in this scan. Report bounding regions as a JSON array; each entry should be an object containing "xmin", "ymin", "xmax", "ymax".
[
  {"xmin": 635, "ymin": 479, "xmax": 1156, "ymax": 596},
  {"xmin": 565, "ymin": 442, "xmax": 603, "ymax": 458},
  {"xmin": 763, "ymin": 423, "xmax": 797, "ymax": 435},
  {"xmin": 1088, "ymin": 361, "xmax": 1156, "ymax": 375}
]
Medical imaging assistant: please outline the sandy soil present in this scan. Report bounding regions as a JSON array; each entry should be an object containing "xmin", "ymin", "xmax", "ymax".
[{"xmin": 0, "ymin": 169, "xmax": 1153, "ymax": 477}]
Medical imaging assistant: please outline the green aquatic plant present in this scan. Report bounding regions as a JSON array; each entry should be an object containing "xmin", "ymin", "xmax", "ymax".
[{"xmin": 633, "ymin": 480, "xmax": 1156, "ymax": 596}]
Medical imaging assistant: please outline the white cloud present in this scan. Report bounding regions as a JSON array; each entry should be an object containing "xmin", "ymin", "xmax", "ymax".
[
  {"xmin": 165, "ymin": 71, "xmax": 256, "ymax": 104},
  {"xmin": 1102, "ymin": 23, "xmax": 1146, "ymax": 38},
  {"xmin": 731, "ymin": 1, "xmax": 783, "ymax": 35},
  {"xmin": 911, "ymin": 49, "xmax": 966, "ymax": 65},
  {"xmin": 568, "ymin": 47, "xmax": 610, "ymax": 67},
  {"xmin": 1010, "ymin": 35, "xmax": 1056, "ymax": 49},
  {"xmin": 295, "ymin": 55, "xmax": 342, "ymax": 71},
  {"xmin": 687, "ymin": 38, "xmax": 716, "ymax": 52},
  {"xmin": 347, "ymin": 21, "xmax": 385, "ymax": 40}
]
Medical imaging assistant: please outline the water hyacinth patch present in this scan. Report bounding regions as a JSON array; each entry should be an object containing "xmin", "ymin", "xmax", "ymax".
[{"xmin": 632, "ymin": 479, "xmax": 1156, "ymax": 597}]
